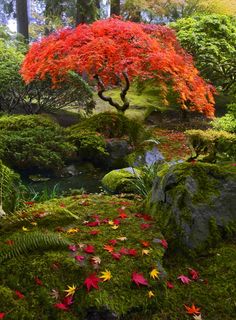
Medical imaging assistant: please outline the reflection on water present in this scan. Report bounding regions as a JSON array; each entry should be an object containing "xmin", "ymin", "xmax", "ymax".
[{"xmin": 23, "ymin": 166, "xmax": 107, "ymax": 195}]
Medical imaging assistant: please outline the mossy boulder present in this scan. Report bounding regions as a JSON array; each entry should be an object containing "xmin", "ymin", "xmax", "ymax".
[
  {"xmin": 0, "ymin": 194, "xmax": 166, "ymax": 319},
  {"xmin": 147, "ymin": 162, "xmax": 236, "ymax": 251},
  {"xmin": 102, "ymin": 167, "xmax": 141, "ymax": 193}
]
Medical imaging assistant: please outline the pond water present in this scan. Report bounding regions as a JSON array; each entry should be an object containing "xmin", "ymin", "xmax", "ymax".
[{"xmin": 22, "ymin": 165, "xmax": 107, "ymax": 196}]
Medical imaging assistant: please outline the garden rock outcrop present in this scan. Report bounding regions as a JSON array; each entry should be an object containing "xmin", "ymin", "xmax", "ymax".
[{"xmin": 148, "ymin": 162, "xmax": 236, "ymax": 250}]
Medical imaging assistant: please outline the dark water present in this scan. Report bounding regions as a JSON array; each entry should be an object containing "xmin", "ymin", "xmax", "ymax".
[{"xmin": 23, "ymin": 166, "xmax": 107, "ymax": 195}]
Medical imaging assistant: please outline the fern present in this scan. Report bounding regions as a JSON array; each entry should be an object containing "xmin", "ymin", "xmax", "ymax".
[
  {"xmin": 0, "ymin": 230, "xmax": 71, "ymax": 263},
  {"xmin": 0, "ymin": 161, "xmax": 18, "ymax": 216}
]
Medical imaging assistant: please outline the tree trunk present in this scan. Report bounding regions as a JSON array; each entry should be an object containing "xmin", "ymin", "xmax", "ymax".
[
  {"xmin": 110, "ymin": 0, "xmax": 120, "ymax": 16},
  {"xmin": 76, "ymin": 0, "xmax": 98, "ymax": 25},
  {"xmin": 16, "ymin": 0, "xmax": 29, "ymax": 40}
]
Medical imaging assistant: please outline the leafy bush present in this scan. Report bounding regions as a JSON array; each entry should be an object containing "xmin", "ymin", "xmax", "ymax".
[
  {"xmin": 211, "ymin": 103, "xmax": 236, "ymax": 133},
  {"xmin": 186, "ymin": 129, "xmax": 236, "ymax": 162},
  {"xmin": 0, "ymin": 31, "xmax": 95, "ymax": 114},
  {"xmin": 0, "ymin": 115, "xmax": 76, "ymax": 173},
  {"xmin": 69, "ymin": 112, "xmax": 147, "ymax": 145},
  {"xmin": 172, "ymin": 15, "xmax": 236, "ymax": 96},
  {"xmin": 67, "ymin": 129, "xmax": 108, "ymax": 161}
]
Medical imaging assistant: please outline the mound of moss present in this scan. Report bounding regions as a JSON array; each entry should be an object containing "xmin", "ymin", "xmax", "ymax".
[
  {"xmin": 68, "ymin": 112, "xmax": 147, "ymax": 145},
  {"xmin": 0, "ymin": 194, "xmax": 166, "ymax": 319},
  {"xmin": 0, "ymin": 115, "xmax": 76, "ymax": 174},
  {"xmin": 102, "ymin": 168, "xmax": 141, "ymax": 193}
]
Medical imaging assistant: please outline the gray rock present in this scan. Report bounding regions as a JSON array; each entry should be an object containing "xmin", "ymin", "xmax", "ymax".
[
  {"xmin": 149, "ymin": 162, "xmax": 236, "ymax": 250},
  {"xmin": 105, "ymin": 139, "xmax": 131, "ymax": 169}
]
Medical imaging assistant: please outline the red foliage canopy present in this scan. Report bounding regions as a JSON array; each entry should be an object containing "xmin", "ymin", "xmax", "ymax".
[{"xmin": 21, "ymin": 18, "xmax": 215, "ymax": 116}]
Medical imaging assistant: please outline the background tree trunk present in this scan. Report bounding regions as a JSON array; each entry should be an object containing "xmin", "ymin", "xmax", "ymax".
[
  {"xmin": 76, "ymin": 0, "xmax": 98, "ymax": 25},
  {"xmin": 16, "ymin": 0, "xmax": 29, "ymax": 40},
  {"xmin": 110, "ymin": 0, "xmax": 120, "ymax": 16}
]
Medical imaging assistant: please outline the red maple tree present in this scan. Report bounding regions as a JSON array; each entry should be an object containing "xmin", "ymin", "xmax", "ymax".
[{"xmin": 21, "ymin": 18, "xmax": 215, "ymax": 116}]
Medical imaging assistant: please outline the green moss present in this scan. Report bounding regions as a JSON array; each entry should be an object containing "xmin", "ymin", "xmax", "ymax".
[
  {"xmin": 0, "ymin": 115, "xmax": 76, "ymax": 173},
  {"xmin": 146, "ymin": 162, "xmax": 236, "ymax": 252},
  {"xmin": 102, "ymin": 168, "xmax": 141, "ymax": 193},
  {"xmin": 67, "ymin": 129, "xmax": 108, "ymax": 161},
  {"xmin": 152, "ymin": 242, "xmax": 236, "ymax": 320},
  {"xmin": 68, "ymin": 112, "xmax": 148, "ymax": 145},
  {"xmin": 0, "ymin": 194, "xmax": 166, "ymax": 318}
]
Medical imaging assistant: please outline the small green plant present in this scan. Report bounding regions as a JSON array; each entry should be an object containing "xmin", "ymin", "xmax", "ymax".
[
  {"xmin": 186, "ymin": 129, "xmax": 236, "ymax": 162},
  {"xmin": 0, "ymin": 231, "xmax": 70, "ymax": 263},
  {"xmin": 211, "ymin": 103, "xmax": 236, "ymax": 133},
  {"xmin": 131, "ymin": 163, "xmax": 162, "ymax": 196}
]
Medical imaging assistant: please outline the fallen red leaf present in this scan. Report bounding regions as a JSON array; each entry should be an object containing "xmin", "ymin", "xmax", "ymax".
[
  {"xmin": 111, "ymin": 252, "xmax": 122, "ymax": 260},
  {"xmin": 140, "ymin": 223, "xmax": 151, "ymax": 230},
  {"xmin": 15, "ymin": 290, "xmax": 24, "ymax": 299},
  {"xmin": 84, "ymin": 273, "xmax": 100, "ymax": 292},
  {"xmin": 113, "ymin": 219, "xmax": 120, "ymax": 225},
  {"xmin": 34, "ymin": 276, "xmax": 43, "ymax": 286},
  {"xmin": 68, "ymin": 244, "xmax": 77, "ymax": 252},
  {"xmin": 0, "ymin": 313, "xmax": 5, "ymax": 319},
  {"xmin": 167, "ymin": 281, "xmax": 174, "ymax": 289},
  {"xmin": 103, "ymin": 244, "xmax": 114, "ymax": 253},
  {"xmin": 89, "ymin": 230, "xmax": 100, "ymax": 235},
  {"xmin": 119, "ymin": 247, "xmax": 129, "ymax": 255},
  {"xmin": 160, "ymin": 239, "xmax": 168, "ymax": 249},
  {"xmin": 184, "ymin": 304, "xmax": 201, "ymax": 315},
  {"xmin": 128, "ymin": 249, "xmax": 137, "ymax": 256},
  {"xmin": 75, "ymin": 255, "xmax": 85, "ymax": 262},
  {"xmin": 87, "ymin": 221, "xmax": 100, "ymax": 227},
  {"xmin": 54, "ymin": 303, "xmax": 69, "ymax": 310},
  {"xmin": 108, "ymin": 239, "xmax": 117, "ymax": 246},
  {"xmin": 140, "ymin": 241, "xmax": 150, "ymax": 247},
  {"xmin": 188, "ymin": 268, "xmax": 199, "ymax": 280},
  {"xmin": 178, "ymin": 275, "xmax": 191, "ymax": 284},
  {"xmin": 132, "ymin": 272, "xmax": 149, "ymax": 286},
  {"xmin": 84, "ymin": 245, "xmax": 95, "ymax": 254}
]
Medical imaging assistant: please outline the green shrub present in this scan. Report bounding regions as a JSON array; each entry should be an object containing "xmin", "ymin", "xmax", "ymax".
[
  {"xmin": 211, "ymin": 103, "xmax": 236, "ymax": 133},
  {"xmin": 67, "ymin": 130, "xmax": 108, "ymax": 161},
  {"xmin": 0, "ymin": 115, "xmax": 76, "ymax": 173},
  {"xmin": 69, "ymin": 112, "xmax": 147, "ymax": 145},
  {"xmin": 0, "ymin": 34, "xmax": 94, "ymax": 114},
  {"xmin": 186, "ymin": 129, "xmax": 236, "ymax": 162}
]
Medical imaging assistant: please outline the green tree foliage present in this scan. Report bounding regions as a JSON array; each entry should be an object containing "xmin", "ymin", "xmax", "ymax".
[
  {"xmin": 172, "ymin": 14, "xmax": 236, "ymax": 96},
  {"xmin": 0, "ymin": 28, "xmax": 95, "ymax": 114},
  {"xmin": 122, "ymin": 0, "xmax": 236, "ymax": 23}
]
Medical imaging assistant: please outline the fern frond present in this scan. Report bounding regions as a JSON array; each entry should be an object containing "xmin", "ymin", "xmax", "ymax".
[{"xmin": 0, "ymin": 230, "xmax": 71, "ymax": 263}]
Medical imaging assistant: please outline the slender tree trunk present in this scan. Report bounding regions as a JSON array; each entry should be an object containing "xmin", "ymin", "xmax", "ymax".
[
  {"xmin": 76, "ymin": 0, "xmax": 98, "ymax": 25},
  {"xmin": 16, "ymin": 0, "xmax": 29, "ymax": 40},
  {"xmin": 110, "ymin": 0, "xmax": 120, "ymax": 16}
]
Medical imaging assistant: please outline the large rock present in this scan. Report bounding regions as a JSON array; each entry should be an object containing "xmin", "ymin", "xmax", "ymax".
[
  {"xmin": 105, "ymin": 139, "xmax": 131, "ymax": 169},
  {"xmin": 102, "ymin": 167, "xmax": 141, "ymax": 193},
  {"xmin": 148, "ymin": 162, "xmax": 236, "ymax": 250}
]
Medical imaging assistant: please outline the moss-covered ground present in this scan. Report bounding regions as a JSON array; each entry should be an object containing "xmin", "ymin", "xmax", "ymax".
[
  {"xmin": 0, "ymin": 193, "xmax": 235, "ymax": 319},
  {"xmin": 0, "ymin": 194, "xmax": 166, "ymax": 319}
]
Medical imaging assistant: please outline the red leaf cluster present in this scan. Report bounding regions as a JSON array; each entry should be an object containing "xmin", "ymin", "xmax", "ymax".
[{"xmin": 21, "ymin": 18, "xmax": 215, "ymax": 117}]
